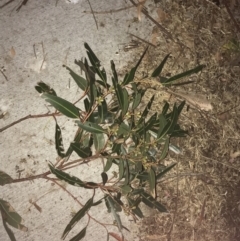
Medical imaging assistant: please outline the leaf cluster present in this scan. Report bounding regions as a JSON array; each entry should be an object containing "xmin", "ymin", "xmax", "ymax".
[{"xmin": 1, "ymin": 43, "xmax": 204, "ymax": 241}]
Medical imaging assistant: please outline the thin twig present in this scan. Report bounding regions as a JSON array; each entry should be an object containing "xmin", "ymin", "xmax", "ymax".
[
  {"xmin": 223, "ymin": 0, "xmax": 240, "ymax": 33},
  {"xmin": 129, "ymin": 0, "xmax": 173, "ymax": 40},
  {"xmin": 86, "ymin": 0, "xmax": 98, "ymax": 30},
  {"xmin": 0, "ymin": 69, "xmax": 9, "ymax": 81},
  {"xmin": 0, "ymin": 112, "xmax": 61, "ymax": 133},
  {"xmin": 201, "ymin": 154, "xmax": 240, "ymax": 171},
  {"xmin": 128, "ymin": 32, "xmax": 156, "ymax": 47},
  {"xmin": 16, "ymin": 0, "xmax": 29, "ymax": 12},
  {"xmin": 0, "ymin": 0, "xmax": 15, "ymax": 9},
  {"xmin": 83, "ymin": 5, "xmax": 135, "ymax": 14},
  {"xmin": 12, "ymin": 171, "xmax": 50, "ymax": 183}
]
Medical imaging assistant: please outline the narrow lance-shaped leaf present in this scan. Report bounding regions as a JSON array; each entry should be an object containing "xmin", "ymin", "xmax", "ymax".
[
  {"xmin": 65, "ymin": 130, "xmax": 83, "ymax": 161},
  {"xmin": 101, "ymin": 172, "xmax": 108, "ymax": 185},
  {"xmin": 0, "ymin": 171, "xmax": 13, "ymax": 186},
  {"xmin": 69, "ymin": 226, "xmax": 87, "ymax": 241},
  {"xmin": 141, "ymin": 192, "xmax": 167, "ymax": 212},
  {"xmin": 55, "ymin": 122, "xmax": 65, "ymax": 158},
  {"xmin": 148, "ymin": 167, "xmax": 156, "ymax": 198},
  {"xmin": 157, "ymin": 114, "xmax": 167, "ymax": 139},
  {"xmin": 156, "ymin": 163, "xmax": 177, "ymax": 180},
  {"xmin": 159, "ymin": 137, "xmax": 169, "ymax": 160},
  {"xmin": 76, "ymin": 121, "xmax": 106, "ymax": 134},
  {"xmin": 151, "ymin": 54, "xmax": 170, "ymax": 77},
  {"xmin": 42, "ymin": 93, "xmax": 79, "ymax": 119},
  {"xmin": 132, "ymin": 91, "xmax": 143, "ymax": 110},
  {"xmin": 120, "ymin": 185, "xmax": 132, "ymax": 195},
  {"xmin": 48, "ymin": 164, "xmax": 98, "ymax": 189},
  {"xmin": 35, "ymin": 81, "xmax": 57, "ymax": 96},
  {"xmin": 63, "ymin": 65, "xmax": 88, "ymax": 92},
  {"xmin": 137, "ymin": 113, "xmax": 157, "ymax": 136},
  {"xmin": 106, "ymin": 196, "xmax": 123, "ymax": 231},
  {"xmin": 122, "ymin": 46, "xmax": 149, "ymax": 85},
  {"xmin": 111, "ymin": 60, "xmax": 118, "ymax": 83},
  {"xmin": 122, "ymin": 88, "xmax": 129, "ymax": 117},
  {"xmin": 97, "ymin": 98, "xmax": 108, "ymax": 124},
  {"xmin": 71, "ymin": 143, "xmax": 92, "ymax": 158},
  {"xmin": 162, "ymin": 102, "xmax": 169, "ymax": 115},
  {"xmin": 2, "ymin": 218, "xmax": 17, "ymax": 241},
  {"xmin": 162, "ymin": 65, "xmax": 206, "ymax": 85},
  {"xmin": 0, "ymin": 199, "xmax": 28, "ymax": 232},
  {"xmin": 62, "ymin": 198, "xmax": 93, "ymax": 240},
  {"xmin": 104, "ymin": 159, "xmax": 113, "ymax": 172},
  {"xmin": 118, "ymin": 159, "xmax": 125, "ymax": 181},
  {"xmin": 157, "ymin": 104, "xmax": 178, "ymax": 139},
  {"xmin": 127, "ymin": 197, "xmax": 144, "ymax": 218},
  {"xmin": 84, "ymin": 42, "xmax": 100, "ymax": 67},
  {"xmin": 84, "ymin": 43, "xmax": 107, "ymax": 84},
  {"xmin": 93, "ymin": 133, "xmax": 105, "ymax": 151},
  {"xmin": 137, "ymin": 95, "xmax": 155, "ymax": 125}
]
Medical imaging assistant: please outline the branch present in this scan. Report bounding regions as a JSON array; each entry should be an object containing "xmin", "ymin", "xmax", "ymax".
[
  {"xmin": 0, "ymin": 112, "xmax": 61, "ymax": 133},
  {"xmin": 12, "ymin": 171, "xmax": 50, "ymax": 183}
]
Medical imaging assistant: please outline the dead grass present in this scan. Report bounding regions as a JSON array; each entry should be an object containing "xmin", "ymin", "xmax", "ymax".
[{"xmin": 121, "ymin": 1, "xmax": 240, "ymax": 241}]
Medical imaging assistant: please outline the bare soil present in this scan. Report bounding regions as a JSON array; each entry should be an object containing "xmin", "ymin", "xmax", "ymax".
[{"xmin": 123, "ymin": 1, "xmax": 240, "ymax": 240}]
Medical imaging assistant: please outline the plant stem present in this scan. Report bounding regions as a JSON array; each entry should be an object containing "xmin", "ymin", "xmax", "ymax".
[{"xmin": 0, "ymin": 112, "xmax": 61, "ymax": 133}]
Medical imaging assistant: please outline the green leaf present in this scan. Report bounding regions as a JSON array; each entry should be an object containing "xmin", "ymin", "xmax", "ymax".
[
  {"xmin": 148, "ymin": 168, "xmax": 156, "ymax": 198},
  {"xmin": 42, "ymin": 93, "xmax": 79, "ymax": 119},
  {"xmin": 48, "ymin": 164, "xmax": 97, "ymax": 189},
  {"xmin": 76, "ymin": 121, "xmax": 106, "ymax": 134},
  {"xmin": 63, "ymin": 66, "xmax": 88, "ymax": 91},
  {"xmin": 35, "ymin": 81, "xmax": 57, "ymax": 96},
  {"xmin": 2, "ymin": 219, "xmax": 17, "ymax": 241},
  {"xmin": 65, "ymin": 130, "xmax": 83, "ymax": 161},
  {"xmin": 122, "ymin": 46, "xmax": 149, "ymax": 86},
  {"xmin": 177, "ymin": 101, "xmax": 185, "ymax": 115},
  {"xmin": 157, "ymin": 104, "xmax": 179, "ymax": 139},
  {"xmin": 141, "ymin": 192, "xmax": 167, "ymax": 212},
  {"xmin": 119, "ymin": 159, "xmax": 125, "ymax": 181},
  {"xmin": 117, "ymin": 122, "xmax": 130, "ymax": 136},
  {"xmin": 69, "ymin": 226, "xmax": 87, "ymax": 241},
  {"xmin": 120, "ymin": 185, "xmax": 132, "ymax": 195},
  {"xmin": 131, "ymin": 188, "xmax": 144, "ymax": 195},
  {"xmin": 101, "ymin": 172, "xmax": 108, "ymax": 185},
  {"xmin": 157, "ymin": 114, "xmax": 167, "ymax": 139},
  {"xmin": 62, "ymin": 197, "xmax": 93, "ymax": 239},
  {"xmin": 55, "ymin": 122, "xmax": 65, "ymax": 158},
  {"xmin": 162, "ymin": 65, "xmax": 205, "ymax": 85},
  {"xmin": 93, "ymin": 133, "xmax": 105, "ymax": 151},
  {"xmin": 114, "ymin": 83, "xmax": 124, "ymax": 112},
  {"xmin": 127, "ymin": 197, "xmax": 144, "ymax": 218},
  {"xmin": 162, "ymin": 102, "xmax": 169, "ymax": 115},
  {"xmin": 0, "ymin": 171, "xmax": 13, "ymax": 186},
  {"xmin": 0, "ymin": 199, "xmax": 28, "ymax": 232},
  {"xmin": 137, "ymin": 95, "xmax": 155, "ymax": 125},
  {"xmin": 106, "ymin": 196, "xmax": 123, "ymax": 231},
  {"xmin": 111, "ymin": 60, "xmax": 118, "ymax": 83},
  {"xmin": 84, "ymin": 43, "xmax": 100, "ymax": 67},
  {"xmin": 123, "ymin": 159, "xmax": 130, "ymax": 185},
  {"xmin": 137, "ymin": 113, "xmax": 157, "ymax": 136},
  {"xmin": 122, "ymin": 88, "xmax": 129, "ymax": 117},
  {"xmin": 71, "ymin": 143, "xmax": 91, "ymax": 158},
  {"xmin": 84, "ymin": 43, "xmax": 107, "ymax": 84},
  {"xmin": 97, "ymin": 99, "xmax": 108, "ymax": 124},
  {"xmin": 159, "ymin": 137, "xmax": 169, "ymax": 160},
  {"xmin": 104, "ymin": 159, "xmax": 113, "ymax": 172},
  {"xmin": 156, "ymin": 163, "xmax": 177, "ymax": 180},
  {"xmin": 132, "ymin": 91, "xmax": 142, "ymax": 110},
  {"xmin": 151, "ymin": 54, "xmax": 170, "ymax": 77}
]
